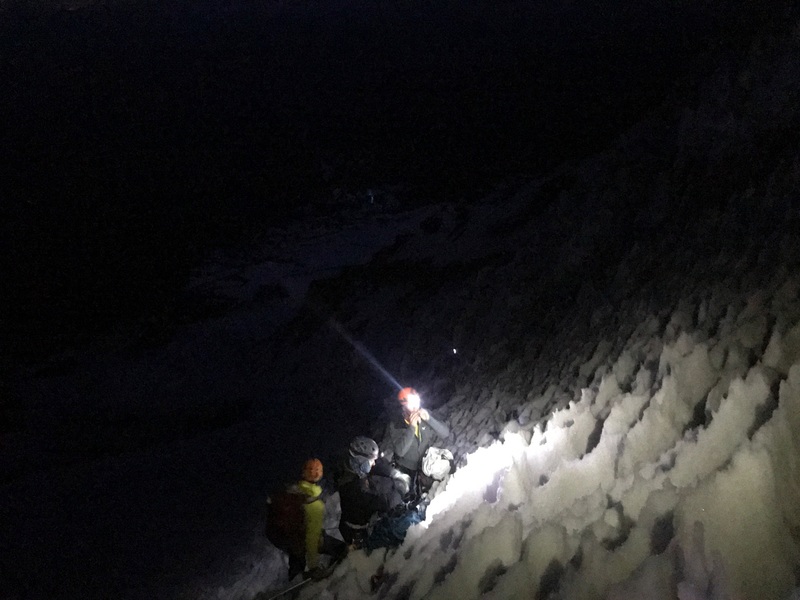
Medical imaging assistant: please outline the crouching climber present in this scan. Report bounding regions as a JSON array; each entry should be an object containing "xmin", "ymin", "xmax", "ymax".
[{"xmin": 335, "ymin": 436, "xmax": 411, "ymax": 549}]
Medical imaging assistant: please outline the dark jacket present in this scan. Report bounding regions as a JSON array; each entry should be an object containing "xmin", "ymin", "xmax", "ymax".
[
  {"xmin": 335, "ymin": 457, "xmax": 401, "ymax": 530},
  {"xmin": 385, "ymin": 408, "xmax": 450, "ymax": 473},
  {"xmin": 339, "ymin": 475, "xmax": 400, "ymax": 526}
]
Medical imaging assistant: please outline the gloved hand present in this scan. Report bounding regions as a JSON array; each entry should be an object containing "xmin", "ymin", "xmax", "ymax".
[
  {"xmin": 392, "ymin": 471, "xmax": 411, "ymax": 496},
  {"xmin": 407, "ymin": 411, "xmax": 422, "ymax": 427}
]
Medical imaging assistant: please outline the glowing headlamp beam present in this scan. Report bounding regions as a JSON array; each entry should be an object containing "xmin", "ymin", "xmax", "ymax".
[{"xmin": 326, "ymin": 318, "xmax": 402, "ymax": 391}]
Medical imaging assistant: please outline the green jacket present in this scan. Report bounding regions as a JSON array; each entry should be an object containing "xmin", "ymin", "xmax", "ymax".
[{"xmin": 297, "ymin": 480, "xmax": 324, "ymax": 569}]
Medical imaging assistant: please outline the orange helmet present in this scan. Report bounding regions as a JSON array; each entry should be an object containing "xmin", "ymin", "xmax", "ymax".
[
  {"xmin": 302, "ymin": 458, "xmax": 323, "ymax": 483},
  {"xmin": 397, "ymin": 387, "xmax": 421, "ymax": 410}
]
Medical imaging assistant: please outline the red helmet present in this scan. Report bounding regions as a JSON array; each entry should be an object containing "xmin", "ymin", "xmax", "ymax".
[
  {"xmin": 302, "ymin": 458, "xmax": 323, "ymax": 482},
  {"xmin": 397, "ymin": 387, "xmax": 421, "ymax": 410},
  {"xmin": 397, "ymin": 387, "xmax": 416, "ymax": 401}
]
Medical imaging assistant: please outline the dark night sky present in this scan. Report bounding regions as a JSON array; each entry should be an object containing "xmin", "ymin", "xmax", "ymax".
[{"xmin": 2, "ymin": 0, "xmax": 768, "ymax": 368}]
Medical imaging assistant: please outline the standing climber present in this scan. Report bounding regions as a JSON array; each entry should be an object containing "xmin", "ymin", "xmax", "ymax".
[
  {"xmin": 265, "ymin": 458, "xmax": 347, "ymax": 581},
  {"xmin": 384, "ymin": 387, "xmax": 450, "ymax": 503}
]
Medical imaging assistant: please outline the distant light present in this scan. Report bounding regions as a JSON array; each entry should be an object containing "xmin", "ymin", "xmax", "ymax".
[{"xmin": 453, "ymin": 348, "xmax": 457, "ymax": 354}]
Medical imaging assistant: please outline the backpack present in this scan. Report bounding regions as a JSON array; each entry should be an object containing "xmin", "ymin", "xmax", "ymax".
[
  {"xmin": 264, "ymin": 484, "xmax": 321, "ymax": 556},
  {"xmin": 421, "ymin": 447, "xmax": 454, "ymax": 481},
  {"xmin": 366, "ymin": 506, "xmax": 424, "ymax": 550}
]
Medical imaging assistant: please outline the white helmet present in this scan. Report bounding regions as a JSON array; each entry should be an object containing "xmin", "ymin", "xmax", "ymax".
[{"xmin": 349, "ymin": 436, "xmax": 379, "ymax": 460}]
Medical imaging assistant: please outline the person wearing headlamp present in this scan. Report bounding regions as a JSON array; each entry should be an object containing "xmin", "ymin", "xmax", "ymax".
[{"xmin": 385, "ymin": 387, "xmax": 450, "ymax": 503}]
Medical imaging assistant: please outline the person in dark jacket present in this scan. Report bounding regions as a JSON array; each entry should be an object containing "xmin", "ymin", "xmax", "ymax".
[
  {"xmin": 384, "ymin": 387, "xmax": 450, "ymax": 502},
  {"xmin": 335, "ymin": 436, "xmax": 409, "ymax": 549}
]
